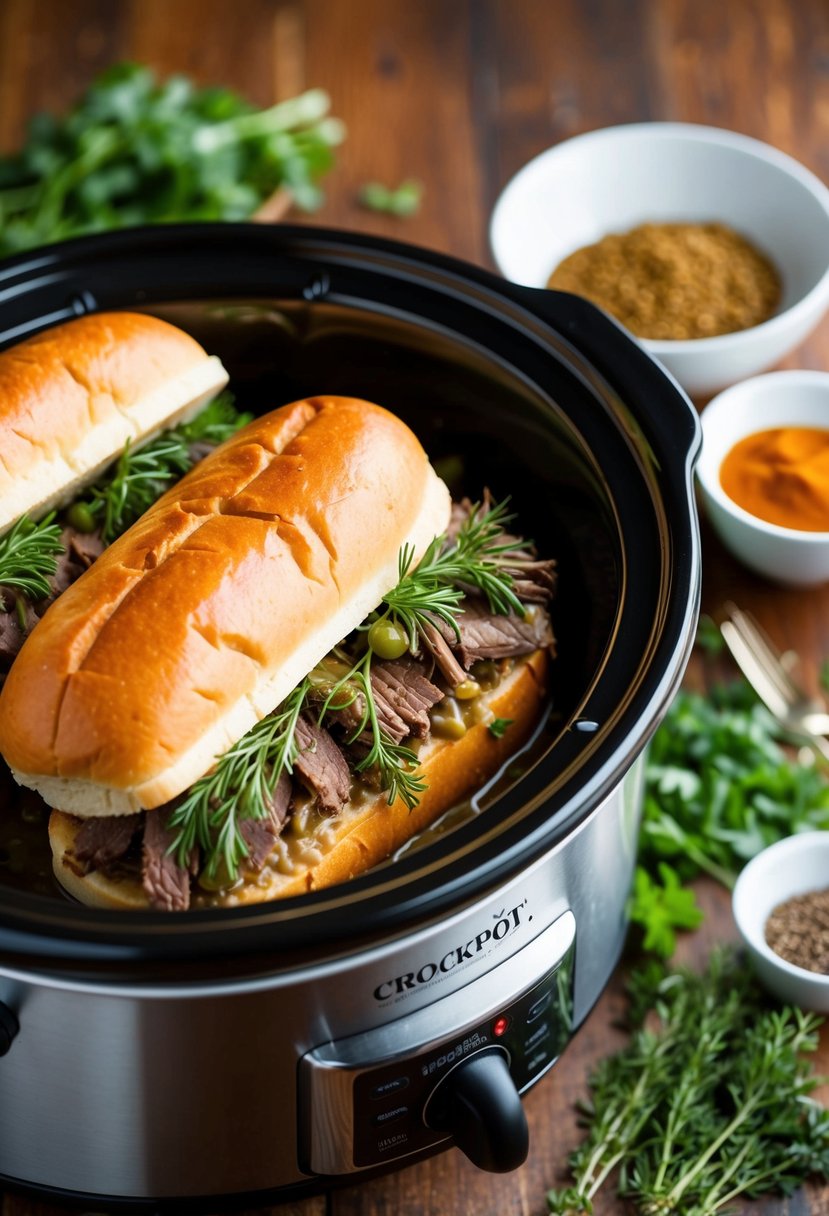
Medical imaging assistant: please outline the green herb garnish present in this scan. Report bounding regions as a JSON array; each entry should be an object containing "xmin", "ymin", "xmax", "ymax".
[
  {"xmin": 0, "ymin": 63, "xmax": 345, "ymax": 257},
  {"xmin": 0, "ymin": 513, "xmax": 63, "ymax": 605},
  {"xmin": 359, "ymin": 179, "xmax": 423, "ymax": 217},
  {"xmin": 168, "ymin": 680, "xmax": 309, "ymax": 881},
  {"xmin": 488, "ymin": 717, "xmax": 514, "ymax": 739},
  {"xmin": 547, "ymin": 950, "xmax": 829, "ymax": 1216},
  {"xmin": 80, "ymin": 392, "xmax": 251, "ymax": 542},
  {"xmin": 637, "ymin": 679, "xmax": 829, "ymax": 956},
  {"xmin": 380, "ymin": 496, "xmax": 528, "ymax": 649}
]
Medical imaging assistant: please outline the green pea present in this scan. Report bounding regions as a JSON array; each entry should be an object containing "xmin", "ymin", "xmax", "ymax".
[
  {"xmin": 455, "ymin": 679, "xmax": 481, "ymax": 700},
  {"xmin": 66, "ymin": 501, "xmax": 98, "ymax": 533},
  {"xmin": 368, "ymin": 618, "xmax": 409, "ymax": 660},
  {"xmin": 431, "ymin": 715, "xmax": 468, "ymax": 741},
  {"xmin": 197, "ymin": 860, "xmax": 235, "ymax": 892}
]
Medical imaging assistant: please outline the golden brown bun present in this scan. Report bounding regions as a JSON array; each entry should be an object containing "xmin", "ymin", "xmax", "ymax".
[
  {"xmin": 0, "ymin": 312, "xmax": 228, "ymax": 533},
  {"xmin": 49, "ymin": 651, "xmax": 548, "ymax": 909},
  {"xmin": 0, "ymin": 398, "xmax": 451, "ymax": 816}
]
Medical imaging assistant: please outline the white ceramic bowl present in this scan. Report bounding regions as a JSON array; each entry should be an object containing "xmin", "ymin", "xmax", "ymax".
[
  {"xmin": 697, "ymin": 370, "xmax": 829, "ymax": 585},
  {"xmin": 490, "ymin": 123, "xmax": 829, "ymax": 396},
  {"xmin": 733, "ymin": 832, "xmax": 829, "ymax": 1010}
]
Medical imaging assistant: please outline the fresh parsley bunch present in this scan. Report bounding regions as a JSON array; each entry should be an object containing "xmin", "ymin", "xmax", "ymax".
[
  {"xmin": 632, "ymin": 679, "xmax": 829, "ymax": 956},
  {"xmin": 0, "ymin": 63, "xmax": 345, "ymax": 256}
]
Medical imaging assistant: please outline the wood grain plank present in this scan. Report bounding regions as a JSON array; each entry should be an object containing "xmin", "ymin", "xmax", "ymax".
[
  {"xmin": 0, "ymin": 0, "xmax": 125, "ymax": 152},
  {"xmin": 301, "ymin": 0, "xmax": 486, "ymax": 264}
]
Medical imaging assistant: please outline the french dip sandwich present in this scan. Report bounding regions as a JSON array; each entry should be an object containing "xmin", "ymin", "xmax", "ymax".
[
  {"xmin": 0, "ymin": 395, "xmax": 555, "ymax": 912},
  {"xmin": 0, "ymin": 311, "xmax": 228, "ymax": 533},
  {"xmin": 0, "ymin": 312, "xmax": 248, "ymax": 675}
]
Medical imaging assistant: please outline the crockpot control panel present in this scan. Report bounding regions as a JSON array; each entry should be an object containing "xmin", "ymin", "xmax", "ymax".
[{"xmin": 300, "ymin": 910, "xmax": 575, "ymax": 1175}]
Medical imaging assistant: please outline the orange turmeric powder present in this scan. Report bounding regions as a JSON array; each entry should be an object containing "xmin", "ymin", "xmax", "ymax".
[{"xmin": 720, "ymin": 427, "xmax": 829, "ymax": 532}]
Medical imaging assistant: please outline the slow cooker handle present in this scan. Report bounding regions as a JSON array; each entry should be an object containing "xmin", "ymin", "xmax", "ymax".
[{"xmin": 423, "ymin": 1047, "xmax": 529, "ymax": 1173}]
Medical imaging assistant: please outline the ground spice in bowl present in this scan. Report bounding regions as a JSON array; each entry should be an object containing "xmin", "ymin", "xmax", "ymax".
[
  {"xmin": 765, "ymin": 887, "xmax": 829, "ymax": 974},
  {"xmin": 720, "ymin": 425, "xmax": 829, "ymax": 531},
  {"xmin": 547, "ymin": 221, "xmax": 781, "ymax": 341}
]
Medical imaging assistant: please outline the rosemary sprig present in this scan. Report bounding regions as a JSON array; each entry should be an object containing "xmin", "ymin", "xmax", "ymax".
[
  {"xmin": 0, "ymin": 512, "xmax": 64, "ymax": 605},
  {"xmin": 81, "ymin": 392, "xmax": 251, "ymax": 542},
  {"xmin": 167, "ymin": 679, "xmax": 309, "ymax": 878},
  {"xmin": 381, "ymin": 496, "xmax": 529, "ymax": 646},
  {"xmin": 319, "ymin": 648, "xmax": 427, "ymax": 810}
]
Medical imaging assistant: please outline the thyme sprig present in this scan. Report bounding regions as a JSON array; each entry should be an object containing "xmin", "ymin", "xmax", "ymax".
[
  {"xmin": 167, "ymin": 680, "xmax": 309, "ymax": 879},
  {"xmin": 547, "ymin": 950, "xmax": 829, "ymax": 1216},
  {"xmin": 0, "ymin": 512, "xmax": 64, "ymax": 605},
  {"xmin": 81, "ymin": 392, "xmax": 251, "ymax": 542}
]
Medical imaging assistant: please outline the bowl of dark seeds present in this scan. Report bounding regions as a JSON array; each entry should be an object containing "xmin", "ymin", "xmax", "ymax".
[{"xmin": 733, "ymin": 830, "xmax": 829, "ymax": 1010}]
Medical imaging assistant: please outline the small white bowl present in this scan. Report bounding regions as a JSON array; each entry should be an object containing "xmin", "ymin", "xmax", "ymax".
[
  {"xmin": 733, "ymin": 832, "xmax": 829, "ymax": 1010},
  {"xmin": 697, "ymin": 370, "xmax": 829, "ymax": 585},
  {"xmin": 490, "ymin": 123, "xmax": 829, "ymax": 396}
]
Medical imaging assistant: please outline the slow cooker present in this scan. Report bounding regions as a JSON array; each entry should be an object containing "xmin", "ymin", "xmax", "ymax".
[{"xmin": 0, "ymin": 225, "xmax": 700, "ymax": 1209}]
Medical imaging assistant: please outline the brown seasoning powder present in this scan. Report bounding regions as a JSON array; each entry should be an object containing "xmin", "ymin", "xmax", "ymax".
[
  {"xmin": 765, "ymin": 887, "xmax": 829, "ymax": 974},
  {"xmin": 547, "ymin": 222, "xmax": 781, "ymax": 340}
]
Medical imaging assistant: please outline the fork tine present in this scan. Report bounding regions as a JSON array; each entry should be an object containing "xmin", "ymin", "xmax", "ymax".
[
  {"xmin": 720, "ymin": 620, "xmax": 792, "ymax": 720},
  {"xmin": 722, "ymin": 603, "xmax": 803, "ymax": 706}
]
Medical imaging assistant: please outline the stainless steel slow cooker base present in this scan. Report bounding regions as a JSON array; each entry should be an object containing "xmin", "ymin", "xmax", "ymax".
[
  {"xmin": 0, "ymin": 771, "xmax": 639, "ymax": 1200},
  {"xmin": 0, "ymin": 225, "xmax": 700, "ymax": 1204}
]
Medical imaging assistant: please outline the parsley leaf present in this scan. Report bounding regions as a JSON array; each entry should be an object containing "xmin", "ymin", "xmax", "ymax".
[
  {"xmin": 488, "ymin": 717, "xmax": 514, "ymax": 738},
  {"xmin": 626, "ymin": 863, "xmax": 704, "ymax": 958}
]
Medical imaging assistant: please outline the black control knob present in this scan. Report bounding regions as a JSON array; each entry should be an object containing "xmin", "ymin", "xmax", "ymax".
[
  {"xmin": 0, "ymin": 1003, "xmax": 17, "ymax": 1056},
  {"xmin": 424, "ymin": 1048, "xmax": 528, "ymax": 1173}
]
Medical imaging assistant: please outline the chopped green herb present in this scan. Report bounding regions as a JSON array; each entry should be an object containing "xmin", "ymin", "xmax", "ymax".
[
  {"xmin": 359, "ymin": 178, "xmax": 423, "ymax": 217},
  {"xmin": 638, "ymin": 678, "xmax": 829, "ymax": 955},
  {"xmin": 488, "ymin": 717, "xmax": 514, "ymax": 739},
  {"xmin": 0, "ymin": 63, "xmax": 344, "ymax": 258}
]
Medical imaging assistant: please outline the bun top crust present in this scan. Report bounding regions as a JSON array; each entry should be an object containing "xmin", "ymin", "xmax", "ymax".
[
  {"xmin": 0, "ymin": 397, "xmax": 451, "ymax": 816},
  {"xmin": 0, "ymin": 311, "xmax": 228, "ymax": 532}
]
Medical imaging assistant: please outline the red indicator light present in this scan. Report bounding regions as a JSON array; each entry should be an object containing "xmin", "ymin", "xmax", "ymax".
[{"xmin": 493, "ymin": 1015, "xmax": 510, "ymax": 1037}]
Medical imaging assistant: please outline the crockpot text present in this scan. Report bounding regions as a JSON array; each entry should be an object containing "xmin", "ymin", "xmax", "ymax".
[{"xmin": 372, "ymin": 902, "xmax": 527, "ymax": 1001}]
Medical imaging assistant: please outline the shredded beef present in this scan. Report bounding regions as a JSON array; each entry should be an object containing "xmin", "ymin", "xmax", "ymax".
[
  {"xmin": 370, "ymin": 655, "xmax": 444, "ymax": 743},
  {"xmin": 142, "ymin": 807, "xmax": 193, "ymax": 912},
  {"xmin": 50, "ymin": 527, "xmax": 105, "ymax": 598},
  {"xmin": 452, "ymin": 598, "xmax": 554, "ymax": 668},
  {"xmin": 0, "ymin": 527, "xmax": 105, "ymax": 672},
  {"xmin": 0, "ymin": 598, "xmax": 30, "ymax": 669},
  {"xmin": 419, "ymin": 618, "xmax": 467, "ymax": 687},
  {"xmin": 294, "ymin": 714, "xmax": 351, "ymax": 815},
  {"xmin": 239, "ymin": 770, "xmax": 292, "ymax": 870},
  {"xmin": 74, "ymin": 814, "xmax": 141, "ymax": 871},
  {"xmin": 498, "ymin": 550, "xmax": 557, "ymax": 604}
]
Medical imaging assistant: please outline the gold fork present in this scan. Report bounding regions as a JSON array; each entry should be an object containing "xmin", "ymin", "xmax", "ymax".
[{"xmin": 719, "ymin": 602, "xmax": 829, "ymax": 763}]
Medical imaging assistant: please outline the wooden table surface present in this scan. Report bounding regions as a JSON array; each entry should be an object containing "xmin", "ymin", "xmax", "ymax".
[{"xmin": 2, "ymin": 0, "xmax": 829, "ymax": 1212}]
